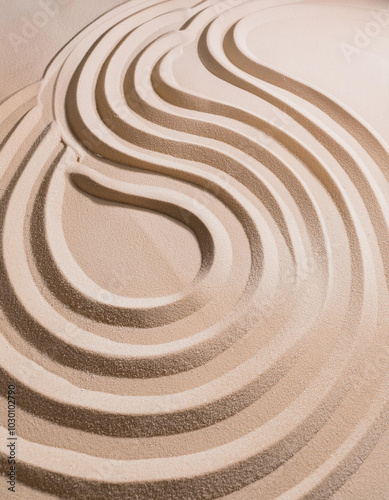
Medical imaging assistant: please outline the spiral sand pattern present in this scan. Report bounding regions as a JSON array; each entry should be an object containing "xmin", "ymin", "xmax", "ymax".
[{"xmin": 1, "ymin": 0, "xmax": 389, "ymax": 498}]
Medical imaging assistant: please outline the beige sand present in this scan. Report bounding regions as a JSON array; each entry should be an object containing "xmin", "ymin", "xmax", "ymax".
[{"xmin": 0, "ymin": 0, "xmax": 389, "ymax": 498}]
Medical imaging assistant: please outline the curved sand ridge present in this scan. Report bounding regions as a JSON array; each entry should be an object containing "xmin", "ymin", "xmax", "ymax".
[{"xmin": 0, "ymin": 0, "xmax": 389, "ymax": 498}]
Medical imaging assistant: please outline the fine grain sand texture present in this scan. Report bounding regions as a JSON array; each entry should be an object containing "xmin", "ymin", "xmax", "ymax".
[{"xmin": 1, "ymin": 0, "xmax": 389, "ymax": 498}]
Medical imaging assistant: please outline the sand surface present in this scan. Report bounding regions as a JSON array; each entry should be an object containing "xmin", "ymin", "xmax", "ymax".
[{"xmin": 0, "ymin": 0, "xmax": 389, "ymax": 498}]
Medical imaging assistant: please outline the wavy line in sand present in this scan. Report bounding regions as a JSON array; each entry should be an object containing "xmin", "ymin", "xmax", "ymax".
[{"xmin": 0, "ymin": 0, "xmax": 388, "ymax": 498}]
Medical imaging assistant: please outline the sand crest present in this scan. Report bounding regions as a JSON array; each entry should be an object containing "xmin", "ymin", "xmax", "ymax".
[{"xmin": 0, "ymin": 1, "xmax": 389, "ymax": 498}]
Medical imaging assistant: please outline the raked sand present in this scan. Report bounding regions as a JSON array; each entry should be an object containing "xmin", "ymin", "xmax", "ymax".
[{"xmin": 0, "ymin": 1, "xmax": 389, "ymax": 498}]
